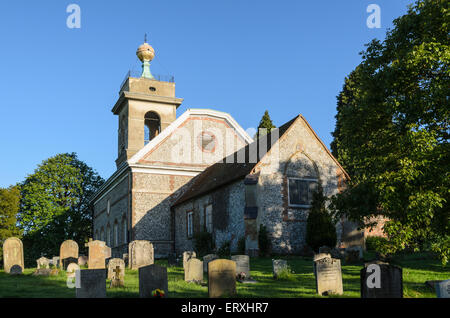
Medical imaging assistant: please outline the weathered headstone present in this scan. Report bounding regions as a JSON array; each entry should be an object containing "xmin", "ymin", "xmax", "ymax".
[
  {"xmin": 314, "ymin": 255, "xmax": 343, "ymax": 296},
  {"xmin": 60, "ymin": 240, "xmax": 79, "ymax": 270},
  {"xmin": 203, "ymin": 254, "xmax": 218, "ymax": 273},
  {"xmin": 78, "ymin": 255, "xmax": 88, "ymax": 266},
  {"xmin": 2, "ymin": 237, "xmax": 24, "ymax": 274},
  {"xmin": 37, "ymin": 257, "xmax": 50, "ymax": 269},
  {"xmin": 183, "ymin": 251, "xmax": 196, "ymax": 269},
  {"xmin": 129, "ymin": 240, "xmax": 154, "ymax": 270},
  {"xmin": 67, "ymin": 263, "xmax": 80, "ymax": 278},
  {"xmin": 231, "ymin": 255, "xmax": 250, "ymax": 279},
  {"xmin": 184, "ymin": 258, "xmax": 203, "ymax": 283},
  {"xmin": 272, "ymin": 259, "xmax": 288, "ymax": 278},
  {"xmin": 75, "ymin": 269, "xmax": 107, "ymax": 298},
  {"xmin": 208, "ymin": 259, "xmax": 236, "ymax": 298},
  {"xmin": 110, "ymin": 266, "xmax": 124, "ymax": 288},
  {"xmin": 107, "ymin": 258, "xmax": 125, "ymax": 280},
  {"xmin": 360, "ymin": 262, "xmax": 403, "ymax": 298},
  {"xmin": 52, "ymin": 256, "xmax": 60, "ymax": 268},
  {"xmin": 139, "ymin": 264, "xmax": 168, "ymax": 298},
  {"xmin": 104, "ymin": 246, "xmax": 112, "ymax": 259},
  {"xmin": 85, "ymin": 240, "xmax": 107, "ymax": 269},
  {"xmin": 123, "ymin": 253, "xmax": 129, "ymax": 267},
  {"xmin": 62, "ymin": 257, "xmax": 78, "ymax": 270},
  {"xmin": 10, "ymin": 264, "xmax": 23, "ymax": 275},
  {"xmin": 435, "ymin": 279, "xmax": 450, "ymax": 298}
]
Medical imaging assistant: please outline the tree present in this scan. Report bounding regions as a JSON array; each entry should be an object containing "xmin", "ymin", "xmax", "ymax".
[
  {"xmin": 257, "ymin": 110, "xmax": 276, "ymax": 137},
  {"xmin": 305, "ymin": 185, "xmax": 337, "ymax": 252},
  {"xmin": 0, "ymin": 186, "xmax": 22, "ymax": 265},
  {"xmin": 17, "ymin": 153, "xmax": 104, "ymax": 264},
  {"xmin": 330, "ymin": 0, "xmax": 449, "ymax": 264}
]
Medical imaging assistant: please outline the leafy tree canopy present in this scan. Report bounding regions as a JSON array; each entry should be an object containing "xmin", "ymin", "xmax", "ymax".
[{"xmin": 330, "ymin": 0, "xmax": 449, "ymax": 264}]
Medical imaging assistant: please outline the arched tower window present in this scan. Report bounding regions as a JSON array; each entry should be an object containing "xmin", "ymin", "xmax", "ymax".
[{"xmin": 144, "ymin": 111, "xmax": 161, "ymax": 145}]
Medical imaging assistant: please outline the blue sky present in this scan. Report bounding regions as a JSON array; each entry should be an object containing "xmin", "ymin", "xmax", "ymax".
[{"xmin": 0, "ymin": 0, "xmax": 415, "ymax": 187}]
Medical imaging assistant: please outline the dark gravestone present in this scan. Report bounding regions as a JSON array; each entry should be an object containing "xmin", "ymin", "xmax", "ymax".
[
  {"xmin": 75, "ymin": 269, "xmax": 107, "ymax": 298},
  {"xmin": 435, "ymin": 279, "xmax": 450, "ymax": 298},
  {"xmin": 139, "ymin": 264, "xmax": 168, "ymax": 298},
  {"xmin": 168, "ymin": 253, "xmax": 178, "ymax": 267},
  {"xmin": 360, "ymin": 262, "xmax": 403, "ymax": 298},
  {"xmin": 10, "ymin": 264, "xmax": 23, "ymax": 275},
  {"xmin": 231, "ymin": 255, "xmax": 250, "ymax": 279},
  {"xmin": 62, "ymin": 257, "xmax": 78, "ymax": 270}
]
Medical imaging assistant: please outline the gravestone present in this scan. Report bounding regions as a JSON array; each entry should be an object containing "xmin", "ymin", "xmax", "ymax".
[
  {"xmin": 272, "ymin": 259, "xmax": 288, "ymax": 278},
  {"xmin": 203, "ymin": 254, "xmax": 218, "ymax": 273},
  {"xmin": 183, "ymin": 251, "xmax": 196, "ymax": 269},
  {"xmin": 75, "ymin": 269, "xmax": 107, "ymax": 298},
  {"xmin": 33, "ymin": 268, "xmax": 51, "ymax": 276},
  {"xmin": 129, "ymin": 240, "xmax": 154, "ymax": 270},
  {"xmin": 60, "ymin": 240, "xmax": 79, "ymax": 269},
  {"xmin": 139, "ymin": 264, "xmax": 168, "ymax": 298},
  {"xmin": 360, "ymin": 262, "xmax": 403, "ymax": 298},
  {"xmin": 85, "ymin": 240, "xmax": 107, "ymax": 269},
  {"xmin": 67, "ymin": 263, "xmax": 80, "ymax": 279},
  {"xmin": 123, "ymin": 253, "xmax": 129, "ymax": 267},
  {"xmin": 104, "ymin": 246, "xmax": 112, "ymax": 260},
  {"xmin": 184, "ymin": 258, "xmax": 203, "ymax": 283},
  {"xmin": 107, "ymin": 258, "xmax": 125, "ymax": 280},
  {"xmin": 3, "ymin": 237, "xmax": 24, "ymax": 274},
  {"xmin": 37, "ymin": 257, "xmax": 50, "ymax": 269},
  {"xmin": 435, "ymin": 279, "xmax": 450, "ymax": 298},
  {"xmin": 78, "ymin": 255, "xmax": 88, "ymax": 266},
  {"xmin": 110, "ymin": 266, "xmax": 124, "ymax": 288},
  {"xmin": 62, "ymin": 257, "xmax": 78, "ymax": 270},
  {"xmin": 208, "ymin": 259, "xmax": 236, "ymax": 298},
  {"xmin": 52, "ymin": 256, "xmax": 60, "ymax": 268},
  {"xmin": 10, "ymin": 264, "xmax": 23, "ymax": 275},
  {"xmin": 231, "ymin": 255, "xmax": 250, "ymax": 279},
  {"xmin": 314, "ymin": 255, "xmax": 343, "ymax": 296}
]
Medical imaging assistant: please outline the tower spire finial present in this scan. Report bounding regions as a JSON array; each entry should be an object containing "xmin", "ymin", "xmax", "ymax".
[{"xmin": 136, "ymin": 37, "xmax": 155, "ymax": 80}]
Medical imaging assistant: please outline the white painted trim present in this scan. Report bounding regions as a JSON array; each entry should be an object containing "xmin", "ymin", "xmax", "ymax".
[
  {"xmin": 130, "ymin": 165, "xmax": 201, "ymax": 177},
  {"xmin": 128, "ymin": 108, "xmax": 253, "ymax": 164}
]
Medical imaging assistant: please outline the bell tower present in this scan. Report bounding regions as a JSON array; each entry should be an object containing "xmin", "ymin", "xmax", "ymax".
[{"xmin": 112, "ymin": 38, "xmax": 183, "ymax": 168}]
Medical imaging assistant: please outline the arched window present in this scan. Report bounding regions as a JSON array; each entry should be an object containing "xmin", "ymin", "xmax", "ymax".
[
  {"xmin": 144, "ymin": 111, "xmax": 161, "ymax": 145},
  {"xmin": 106, "ymin": 224, "xmax": 111, "ymax": 246},
  {"xmin": 122, "ymin": 215, "xmax": 127, "ymax": 244},
  {"xmin": 114, "ymin": 220, "xmax": 119, "ymax": 247}
]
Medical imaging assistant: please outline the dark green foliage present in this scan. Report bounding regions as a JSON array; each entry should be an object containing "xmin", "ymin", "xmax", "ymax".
[
  {"xmin": 330, "ymin": 0, "xmax": 450, "ymax": 264},
  {"xmin": 0, "ymin": 186, "xmax": 22, "ymax": 266},
  {"xmin": 365, "ymin": 236, "xmax": 389, "ymax": 253},
  {"xmin": 217, "ymin": 240, "xmax": 231, "ymax": 258},
  {"xmin": 306, "ymin": 185, "xmax": 337, "ymax": 253},
  {"xmin": 237, "ymin": 237, "xmax": 246, "ymax": 255},
  {"xmin": 193, "ymin": 231, "xmax": 215, "ymax": 257},
  {"xmin": 257, "ymin": 110, "xmax": 276, "ymax": 137},
  {"xmin": 17, "ymin": 153, "xmax": 104, "ymax": 265},
  {"xmin": 258, "ymin": 225, "xmax": 271, "ymax": 256}
]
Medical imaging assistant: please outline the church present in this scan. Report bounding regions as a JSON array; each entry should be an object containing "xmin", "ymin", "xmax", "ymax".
[{"xmin": 89, "ymin": 40, "xmax": 362, "ymax": 258}]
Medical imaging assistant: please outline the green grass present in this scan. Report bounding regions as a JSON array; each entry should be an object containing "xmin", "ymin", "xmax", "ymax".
[{"xmin": 0, "ymin": 253, "xmax": 448, "ymax": 298}]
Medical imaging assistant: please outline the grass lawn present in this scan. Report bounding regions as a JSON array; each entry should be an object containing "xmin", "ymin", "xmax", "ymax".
[{"xmin": 0, "ymin": 252, "xmax": 448, "ymax": 298}]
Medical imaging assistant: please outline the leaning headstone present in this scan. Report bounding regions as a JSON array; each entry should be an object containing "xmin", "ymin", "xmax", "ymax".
[
  {"xmin": 208, "ymin": 259, "xmax": 236, "ymax": 298},
  {"xmin": 75, "ymin": 269, "xmax": 107, "ymax": 298},
  {"xmin": 78, "ymin": 255, "xmax": 88, "ymax": 266},
  {"xmin": 435, "ymin": 279, "xmax": 450, "ymax": 298},
  {"xmin": 314, "ymin": 255, "xmax": 343, "ymax": 296},
  {"xmin": 139, "ymin": 264, "xmax": 168, "ymax": 298},
  {"xmin": 37, "ymin": 257, "xmax": 50, "ymax": 269},
  {"xmin": 360, "ymin": 262, "xmax": 403, "ymax": 298},
  {"xmin": 67, "ymin": 263, "xmax": 80, "ymax": 279},
  {"xmin": 203, "ymin": 254, "xmax": 218, "ymax": 273},
  {"xmin": 272, "ymin": 259, "xmax": 288, "ymax": 278},
  {"xmin": 183, "ymin": 251, "xmax": 196, "ymax": 269},
  {"xmin": 107, "ymin": 258, "xmax": 125, "ymax": 280},
  {"xmin": 60, "ymin": 240, "xmax": 79, "ymax": 269},
  {"xmin": 85, "ymin": 240, "xmax": 107, "ymax": 269},
  {"xmin": 2, "ymin": 237, "xmax": 24, "ymax": 274},
  {"xmin": 185, "ymin": 258, "xmax": 203, "ymax": 283},
  {"xmin": 110, "ymin": 266, "xmax": 124, "ymax": 288},
  {"xmin": 129, "ymin": 240, "xmax": 154, "ymax": 270},
  {"xmin": 231, "ymin": 255, "xmax": 250, "ymax": 279}
]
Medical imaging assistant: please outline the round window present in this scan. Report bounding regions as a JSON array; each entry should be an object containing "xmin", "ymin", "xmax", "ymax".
[{"xmin": 198, "ymin": 131, "xmax": 216, "ymax": 152}]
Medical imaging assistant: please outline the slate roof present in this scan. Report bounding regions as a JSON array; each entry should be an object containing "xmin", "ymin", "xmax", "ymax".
[{"xmin": 171, "ymin": 115, "xmax": 300, "ymax": 207}]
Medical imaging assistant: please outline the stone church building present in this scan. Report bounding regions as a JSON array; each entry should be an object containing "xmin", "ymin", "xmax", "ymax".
[{"xmin": 89, "ymin": 40, "xmax": 361, "ymax": 258}]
